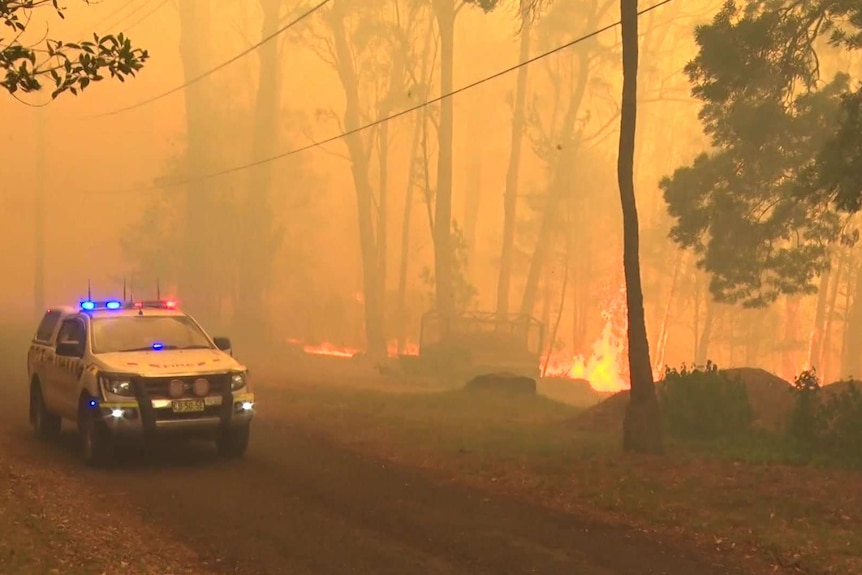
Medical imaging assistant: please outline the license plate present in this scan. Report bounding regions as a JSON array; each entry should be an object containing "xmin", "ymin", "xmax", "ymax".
[{"xmin": 171, "ymin": 399, "xmax": 205, "ymax": 413}]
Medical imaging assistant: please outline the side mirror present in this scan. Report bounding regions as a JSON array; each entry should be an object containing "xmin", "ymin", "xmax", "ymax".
[
  {"xmin": 56, "ymin": 341, "xmax": 83, "ymax": 358},
  {"xmin": 213, "ymin": 336, "xmax": 232, "ymax": 355}
]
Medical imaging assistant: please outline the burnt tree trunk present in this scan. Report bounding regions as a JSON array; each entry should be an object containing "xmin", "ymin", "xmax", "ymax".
[
  {"xmin": 432, "ymin": 0, "xmax": 456, "ymax": 326},
  {"xmin": 34, "ymin": 109, "xmax": 45, "ymax": 317},
  {"xmin": 695, "ymin": 295, "xmax": 715, "ymax": 366},
  {"xmin": 808, "ymin": 262, "xmax": 832, "ymax": 372},
  {"xmin": 329, "ymin": 4, "xmax": 387, "ymax": 360},
  {"xmin": 619, "ymin": 0, "xmax": 663, "ymax": 455},
  {"xmin": 822, "ymin": 249, "xmax": 846, "ymax": 382},
  {"xmin": 178, "ymin": 0, "xmax": 217, "ymax": 323},
  {"xmin": 396, "ymin": 113, "xmax": 425, "ymax": 354},
  {"xmin": 495, "ymin": 1, "xmax": 531, "ymax": 320},
  {"xmin": 841, "ymin": 256, "xmax": 862, "ymax": 379},
  {"xmin": 517, "ymin": 51, "xmax": 591, "ymax": 319},
  {"xmin": 237, "ymin": 0, "xmax": 283, "ymax": 342}
]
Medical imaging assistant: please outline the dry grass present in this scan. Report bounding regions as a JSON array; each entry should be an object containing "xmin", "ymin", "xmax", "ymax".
[{"xmin": 261, "ymin": 371, "xmax": 862, "ymax": 575}]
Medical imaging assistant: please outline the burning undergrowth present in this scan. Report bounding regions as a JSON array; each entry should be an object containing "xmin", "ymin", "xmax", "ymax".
[{"xmin": 289, "ymin": 284, "xmax": 646, "ymax": 395}]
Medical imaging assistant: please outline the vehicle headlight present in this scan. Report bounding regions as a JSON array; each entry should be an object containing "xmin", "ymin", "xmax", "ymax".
[
  {"xmin": 99, "ymin": 374, "xmax": 135, "ymax": 397},
  {"xmin": 230, "ymin": 371, "xmax": 247, "ymax": 391}
]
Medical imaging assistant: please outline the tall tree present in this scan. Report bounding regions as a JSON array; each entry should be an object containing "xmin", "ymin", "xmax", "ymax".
[
  {"xmin": 33, "ymin": 109, "xmax": 45, "ymax": 317},
  {"xmin": 518, "ymin": 0, "xmax": 614, "ymax": 320},
  {"xmin": 236, "ymin": 0, "xmax": 287, "ymax": 342},
  {"xmin": 495, "ymin": 0, "xmax": 534, "ymax": 320},
  {"xmin": 429, "ymin": 0, "xmax": 500, "ymax": 327},
  {"xmin": 177, "ymin": 0, "xmax": 219, "ymax": 323},
  {"xmin": 619, "ymin": 0, "xmax": 662, "ymax": 454},
  {"xmin": 306, "ymin": 0, "xmax": 421, "ymax": 359},
  {"xmin": 661, "ymin": 1, "xmax": 861, "ymax": 309}
]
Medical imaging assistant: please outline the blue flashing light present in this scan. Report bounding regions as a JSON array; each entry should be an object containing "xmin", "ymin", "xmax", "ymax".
[
  {"xmin": 106, "ymin": 300, "xmax": 122, "ymax": 310},
  {"xmin": 152, "ymin": 342, "xmax": 164, "ymax": 351},
  {"xmin": 81, "ymin": 300, "xmax": 96, "ymax": 311},
  {"xmin": 87, "ymin": 399, "xmax": 98, "ymax": 408}
]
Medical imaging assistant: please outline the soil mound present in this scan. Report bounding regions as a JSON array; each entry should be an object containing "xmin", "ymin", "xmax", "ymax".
[{"xmin": 570, "ymin": 367, "xmax": 794, "ymax": 434}]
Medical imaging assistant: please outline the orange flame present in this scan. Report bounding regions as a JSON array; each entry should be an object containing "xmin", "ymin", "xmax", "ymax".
[
  {"xmin": 568, "ymin": 319, "xmax": 628, "ymax": 392},
  {"xmin": 290, "ymin": 338, "xmax": 420, "ymax": 359}
]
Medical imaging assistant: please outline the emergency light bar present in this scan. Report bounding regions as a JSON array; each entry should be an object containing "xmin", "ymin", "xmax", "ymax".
[{"xmin": 79, "ymin": 299, "xmax": 178, "ymax": 311}]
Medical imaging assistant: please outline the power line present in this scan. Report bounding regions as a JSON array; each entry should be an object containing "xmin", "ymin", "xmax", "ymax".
[
  {"xmin": 122, "ymin": 0, "xmax": 170, "ymax": 33},
  {"xmin": 88, "ymin": 0, "xmax": 149, "ymax": 32},
  {"xmin": 89, "ymin": 0, "xmax": 331, "ymax": 118},
  {"xmin": 87, "ymin": 0, "xmax": 675, "ymax": 196}
]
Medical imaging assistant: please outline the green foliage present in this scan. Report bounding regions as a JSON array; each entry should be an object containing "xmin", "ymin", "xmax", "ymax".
[
  {"xmin": 0, "ymin": 0, "xmax": 148, "ymax": 99},
  {"xmin": 787, "ymin": 367, "xmax": 822, "ymax": 450},
  {"xmin": 661, "ymin": 0, "xmax": 861, "ymax": 308},
  {"xmin": 658, "ymin": 361, "xmax": 752, "ymax": 441},
  {"xmin": 811, "ymin": 86, "xmax": 862, "ymax": 212},
  {"xmin": 788, "ymin": 368, "xmax": 862, "ymax": 467},
  {"xmin": 421, "ymin": 220, "xmax": 478, "ymax": 313}
]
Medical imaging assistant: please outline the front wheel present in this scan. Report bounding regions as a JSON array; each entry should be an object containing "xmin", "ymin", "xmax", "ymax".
[
  {"xmin": 31, "ymin": 384, "xmax": 61, "ymax": 440},
  {"xmin": 79, "ymin": 404, "xmax": 113, "ymax": 467},
  {"xmin": 216, "ymin": 425, "xmax": 250, "ymax": 459}
]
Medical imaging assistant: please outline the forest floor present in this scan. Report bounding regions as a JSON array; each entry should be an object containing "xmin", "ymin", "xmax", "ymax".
[{"xmin": 262, "ymin": 362, "xmax": 862, "ymax": 575}]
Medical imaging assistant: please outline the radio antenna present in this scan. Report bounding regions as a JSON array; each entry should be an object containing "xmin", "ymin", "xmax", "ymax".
[
  {"xmin": 123, "ymin": 277, "xmax": 127, "ymax": 302},
  {"xmin": 156, "ymin": 278, "xmax": 161, "ymax": 300},
  {"xmin": 87, "ymin": 280, "xmax": 92, "ymax": 300}
]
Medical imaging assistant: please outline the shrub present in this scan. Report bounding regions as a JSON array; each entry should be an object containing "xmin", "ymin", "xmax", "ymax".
[
  {"xmin": 788, "ymin": 369, "xmax": 862, "ymax": 468},
  {"xmin": 787, "ymin": 368, "xmax": 822, "ymax": 452},
  {"xmin": 658, "ymin": 361, "xmax": 752, "ymax": 442},
  {"xmin": 819, "ymin": 383, "xmax": 862, "ymax": 466}
]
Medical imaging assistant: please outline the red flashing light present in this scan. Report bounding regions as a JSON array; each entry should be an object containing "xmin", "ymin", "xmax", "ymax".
[{"xmin": 165, "ymin": 299, "xmax": 177, "ymax": 309}]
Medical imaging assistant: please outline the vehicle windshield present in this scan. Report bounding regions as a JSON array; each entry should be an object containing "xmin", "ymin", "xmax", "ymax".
[{"xmin": 91, "ymin": 315, "xmax": 214, "ymax": 354}]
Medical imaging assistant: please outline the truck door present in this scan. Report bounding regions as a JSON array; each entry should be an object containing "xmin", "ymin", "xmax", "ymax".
[{"xmin": 54, "ymin": 317, "xmax": 87, "ymax": 419}]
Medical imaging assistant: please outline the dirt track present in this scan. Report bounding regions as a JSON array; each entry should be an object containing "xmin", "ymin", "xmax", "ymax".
[{"xmin": 0, "ymin": 371, "xmax": 740, "ymax": 575}]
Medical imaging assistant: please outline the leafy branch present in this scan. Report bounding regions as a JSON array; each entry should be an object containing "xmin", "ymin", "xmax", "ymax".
[{"xmin": 0, "ymin": 0, "xmax": 149, "ymax": 100}]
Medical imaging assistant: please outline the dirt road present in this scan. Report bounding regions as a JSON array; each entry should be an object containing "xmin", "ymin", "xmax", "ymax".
[{"xmin": 0, "ymin": 379, "xmax": 738, "ymax": 575}]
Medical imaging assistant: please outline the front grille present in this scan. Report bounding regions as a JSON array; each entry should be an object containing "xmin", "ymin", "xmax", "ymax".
[{"xmin": 133, "ymin": 373, "xmax": 230, "ymax": 399}]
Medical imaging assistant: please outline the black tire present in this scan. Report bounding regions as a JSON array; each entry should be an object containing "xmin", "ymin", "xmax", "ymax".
[
  {"xmin": 31, "ymin": 383, "xmax": 61, "ymax": 440},
  {"xmin": 216, "ymin": 425, "xmax": 250, "ymax": 459},
  {"xmin": 78, "ymin": 402, "xmax": 113, "ymax": 467}
]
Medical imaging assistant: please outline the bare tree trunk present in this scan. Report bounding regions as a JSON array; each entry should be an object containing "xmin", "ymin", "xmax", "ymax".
[
  {"xmin": 237, "ymin": 0, "xmax": 282, "ymax": 342},
  {"xmin": 619, "ymin": 0, "xmax": 662, "ymax": 454},
  {"xmin": 692, "ymin": 270, "xmax": 701, "ymax": 361},
  {"xmin": 517, "ymin": 54, "xmax": 590, "ymax": 318},
  {"xmin": 463, "ymin": 160, "xmax": 481, "ymax": 282},
  {"xmin": 432, "ymin": 0, "xmax": 456, "ymax": 325},
  {"xmin": 495, "ymin": 2, "xmax": 531, "ymax": 320},
  {"xmin": 178, "ymin": 0, "xmax": 216, "ymax": 324},
  {"xmin": 807, "ymin": 261, "xmax": 832, "ymax": 371},
  {"xmin": 695, "ymin": 296, "xmax": 715, "ymax": 366},
  {"xmin": 396, "ymin": 114, "xmax": 425, "ymax": 354},
  {"xmin": 822, "ymin": 248, "xmax": 846, "ymax": 382},
  {"xmin": 378, "ymin": 121, "xmax": 390, "ymax": 326},
  {"xmin": 840, "ymin": 262, "xmax": 854, "ymax": 378},
  {"xmin": 652, "ymin": 252, "xmax": 684, "ymax": 376},
  {"xmin": 329, "ymin": 5, "xmax": 386, "ymax": 360},
  {"xmin": 842, "ymin": 257, "xmax": 862, "ymax": 379},
  {"xmin": 34, "ymin": 109, "xmax": 45, "ymax": 318},
  {"xmin": 782, "ymin": 295, "xmax": 802, "ymax": 379}
]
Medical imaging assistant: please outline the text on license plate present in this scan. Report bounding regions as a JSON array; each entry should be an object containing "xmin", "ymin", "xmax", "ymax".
[{"xmin": 171, "ymin": 399, "xmax": 206, "ymax": 413}]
